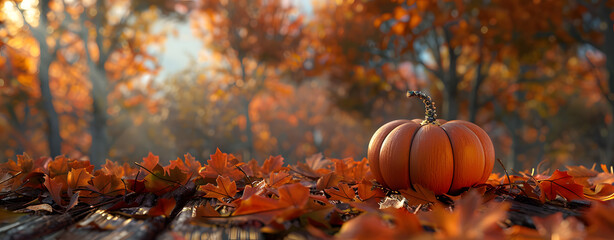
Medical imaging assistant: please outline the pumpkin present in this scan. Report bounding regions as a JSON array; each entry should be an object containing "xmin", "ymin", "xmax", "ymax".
[{"xmin": 368, "ymin": 91, "xmax": 495, "ymax": 194}]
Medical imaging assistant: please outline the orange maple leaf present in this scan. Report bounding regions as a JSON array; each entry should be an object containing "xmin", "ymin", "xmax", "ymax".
[
  {"xmin": 67, "ymin": 168, "xmax": 93, "ymax": 191},
  {"xmin": 538, "ymin": 170, "xmax": 585, "ymax": 201},
  {"xmin": 325, "ymin": 182, "xmax": 356, "ymax": 203},
  {"xmin": 199, "ymin": 148, "xmax": 244, "ymax": 180},
  {"xmin": 200, "ymin": 175, "xmax": 238, "ymax": 201},
  {"xmin": 44, "ymin": 175, "xmax": 64, "ymax": 206},
  {"xmin": 260, "ymin": 155, "xmax": 285, "ymax": 175},
  {"xmin": 315, "ymin": 172, "xmax": 342, "ymax": 191}
]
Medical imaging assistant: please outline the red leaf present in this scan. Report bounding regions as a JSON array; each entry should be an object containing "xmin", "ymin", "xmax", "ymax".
[
  {"xmin": 278, "ymin": 183, "xmax": 309, "ymax": 208},
  {"xmin": 261, "ymin": 155, "xmax": 285, "ymax": 175},
  {"xmin": 200, "ymin": 175, "xmax": 238, "ymax": 201},
  {"xmin": 539, "ymin": 170, "xmax": 585, "ymax": 201},
  {"xmin": 315, "ymin": 172, "xmax": 342, "ymax": 191},
  {"xmin": 140, "ymin": 152, "xmax": 159, "ymax": 172},
  {"xmin": 149, "ymin": 198, "xmax": 176, "ymax": 217},
  {"xmin": 67, "ymin": 168, "xmax": 93, "ymax": 191},
  {"xmin": 325, "ymin": 183, "xmax": 355, "ymax": 203},
  {"xmin": 194, "ymin": 202, "xmax": 220, "ymax": 217},
  {"xmin": 199, "ymin": 148, "xmax": 244, "ymax": 180},
  {"xmin": 44, "ymin": 175, "xmax": 64, "ymax": 206}
]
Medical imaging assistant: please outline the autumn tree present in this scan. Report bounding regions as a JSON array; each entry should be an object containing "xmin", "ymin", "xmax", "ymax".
[{"xmin": 192, "ymin": 0, "xmax": 303, "ymax": 160}]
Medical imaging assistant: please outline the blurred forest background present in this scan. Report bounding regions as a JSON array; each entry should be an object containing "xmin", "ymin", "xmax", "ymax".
[{"xmin": 1, "ymin": 0, "xmax": 614, "ymax": 171}]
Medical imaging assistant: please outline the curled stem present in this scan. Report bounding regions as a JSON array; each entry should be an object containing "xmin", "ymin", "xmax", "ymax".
[{"xmin": 407, "ymin": 91, "xmax": 439, "ymax": 125}]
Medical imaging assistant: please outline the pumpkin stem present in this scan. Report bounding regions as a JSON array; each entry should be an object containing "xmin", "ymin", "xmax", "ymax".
[{"xmin": 407, "ymin": 91, "xmax": 439, "ymax": 125}]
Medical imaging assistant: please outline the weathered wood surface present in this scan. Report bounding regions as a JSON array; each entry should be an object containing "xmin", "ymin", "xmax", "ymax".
[{"xmin": 0, "ymin": 196, "xmax": 589, "ymax": 240}]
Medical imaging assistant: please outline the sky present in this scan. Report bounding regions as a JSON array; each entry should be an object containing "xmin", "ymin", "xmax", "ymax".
[{"xmin": 153, "ymin": 0, "xmax": 314, "ymax": 81}]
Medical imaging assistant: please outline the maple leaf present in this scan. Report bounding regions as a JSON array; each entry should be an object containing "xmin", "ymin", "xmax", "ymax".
[
  {"xmin": 315, "ymin": 172, "xmax": 342, "ymax": 191},
  {"xmin": 538, "ymin": 170, "xmax": 585, "ymax": 201},
  {"xmin": 293, "ymin": 153, "xmax": 331, "ymax": 178},
  {"xmin": 200, "ymin": 175, "xmax": 238, "ymax": 201},
  {"xmin": 232, "ymin": 194, "xmax": 283, "ymax": 222},
  {"xmin": 325, "ymin": 182, "xmax": 356, "ymax": 203},
  {"xmin": 261, "ymin": 155, "xmax": 285, "ymax": 175},
  {"xmin": 194, "ymin": 202, "xmax": 221, "ymax": 217},
  {"xmin": 278, "ymin": 183, "xmax": 309, "ymax": 208},
  {"xmin": 101, "ymin": 160, "xmax": 137, "ymax": 178},
  {"xmin": 266, "ymin": 172, "xmax": 292, "ymax": 188},
  {"xmin": 566, "ymin": 165, "xmax": 598, "ymax": 187},
  {"xmin": 67, "ymin": 168, "xmax": 93, "ymax": 191},
  {"xmin": 90, "ymin": 173, "xmax": 125, "ymax": 196},
  {"xmin": 399, "ymin": 184, "xmax": 438, "ymax": 206},
  {"xmin": 143, "ymin": 164, "xmax": 186, "ymax": 195},
  {"xmin": 149, "ymin": 198, "xmax": 176, "ymax": 217},
  {"xmin": 44, "ymin": 175, "xmax": 64, "ymax": 206},
  {"xmin": 47, "ymin": 156, "xmax": 69, "ymax": 178},
  {"xmin": 199, "ymin": 148, "xmax": 244, "ymax": 181},
  {"xmin": 355, "ymin": 179, "xmax": 382, "ymax": 201},
  {"xmin": 140, "ymin": 152, "xmax": 159, "ymax": 172}
]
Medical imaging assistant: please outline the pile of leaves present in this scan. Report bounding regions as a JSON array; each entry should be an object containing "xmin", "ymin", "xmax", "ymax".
[{"xmin": 2, "ymin": 150, "xmax": 614, "ymax": 239}]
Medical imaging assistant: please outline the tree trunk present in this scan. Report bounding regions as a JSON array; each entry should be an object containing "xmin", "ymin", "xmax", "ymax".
[
  {"xmin": 37, "ymin": 0, "xmax": 62, "ymax": 158},
  {"xmin": 604, "ymin": 14, "xmax": 614, "ymax": 165},
  {"xmin": 443, "ymin": 27, "xmax": 459, "ymax": 120},
  {"xmin": 469, "ymin": 38, "xmax": 485, "ymax": 123},
  {"xmin": 88, "ymin": 65, "xmax": 110, "ymax": 166},
  {"xmin": 239, "ymin": 57, "xmax": 254, "ymax": 161}
]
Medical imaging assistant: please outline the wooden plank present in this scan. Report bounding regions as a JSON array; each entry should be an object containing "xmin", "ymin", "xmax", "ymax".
[
  {"xmin": 157, "ymin": 199, "xmax": 262, "ymax": 240},
  {"xmin": 0, "ymin": 213, "xmax": 74, "ymax": 240},
  {"xmin": 57, "ymin": 209, "xmax": 165, "ymax": 240}
]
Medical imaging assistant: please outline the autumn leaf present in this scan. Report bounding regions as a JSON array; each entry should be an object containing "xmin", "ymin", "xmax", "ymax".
[
  {"xmin": 101, "ymin": 160, "xmax": 137, "ymax": 178},
  {"xmin": 44, "ymin": 175, "xmax": 64, "ymax": 206},
  {"xmin": 399, "ymin": 184, "xmax": 438, "ymax": 206},
  {"xmin": 315, "ymin": 172, "xmax": 342, "ymax": 191},
  {"xmin": 266, "ymin": 171, "xmax": 292, "ymax": 188},
  {"xmin": 140, "ymin": 152, "xmax": 160, "ymax": 173},
  {"xmin": 194, "ymin": 202, "xmax": 221, "ymax": 217},
  {"xmin": 355, "ymin": 179, "xmax": 382, "ymax": 201},
  {"xmin": 149, "ymin": 198, "xmax": 176, "ymax": 217},
  {"xmin": 199, "ymin": 148, "xmax": 244, "ymax": 180},
  {"xmin": 47, "ymin": 156, "xmax": 69, "ymax": 179},
  {"xmin": 585, "ymin": 202, "xmax": 614, "ymax": 238},
  {"xmin": 232, "ymin": 194, "xmax": 284, "ymax": 223},
  {"xmin": 200, "ymin": 175, "xmax": 238, "ymax": 201},
  {"xmin": 278, "ymin": 183, "xmax": 309, "ymax": 208},
  {"xmin": 584, "ymin": 183, "xmax": 614, "ymax": 201},
  {"xmin": 67, "ymin": 168, "xmax": 93, "ymax": 191},
  {"xmin": 90, "ymin": 173, "xmax": 124, "ymax": 196},
  {"xmin": 566, "ymin": 165, "xmax": 598, "ymax": 187},
  {"xmin": 538, "ymin": 170, "xmax": 585, "ymax": 201},
  {"xmin": 325, "ymin": 183, "xmax": 355, "ymax": 203},
  {"xmin": 261, "ymin": 155, "xmax": 285, "ymax": 175}
]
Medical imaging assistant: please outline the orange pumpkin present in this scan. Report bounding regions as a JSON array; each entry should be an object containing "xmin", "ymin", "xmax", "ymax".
[{"xmin": 368, "ymin": 91, "xmax": 495, "ymax": 194}]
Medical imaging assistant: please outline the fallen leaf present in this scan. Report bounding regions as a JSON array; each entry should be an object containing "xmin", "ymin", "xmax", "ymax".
[
  {"xmin": 315, "ymin": 172, "xmax": 342, "ymax": 191},
  {"xmin": 149, "ymin": 198, "xmax": 176, "ymax": 217},
  {"xmin": 538, "ymin": 170, "xmax": 585, "ymax": 201},
  {"xmin": 324, "ymin": 183, "xmax": 355, "ymax": 203},
  {"xmin": 25, "ymin": 204, "xmax": 53, "ymax": 213},
  {"xmin": 399, "ymin": 184, "xmax": 438, "ymax": 206},
  {"xmin": 200, "ymin": 175, "xmax": 238, "ymax": 201},
  {"xmin": 194, "ymin": 202, "xmax": 220, "ymax": 217}
]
